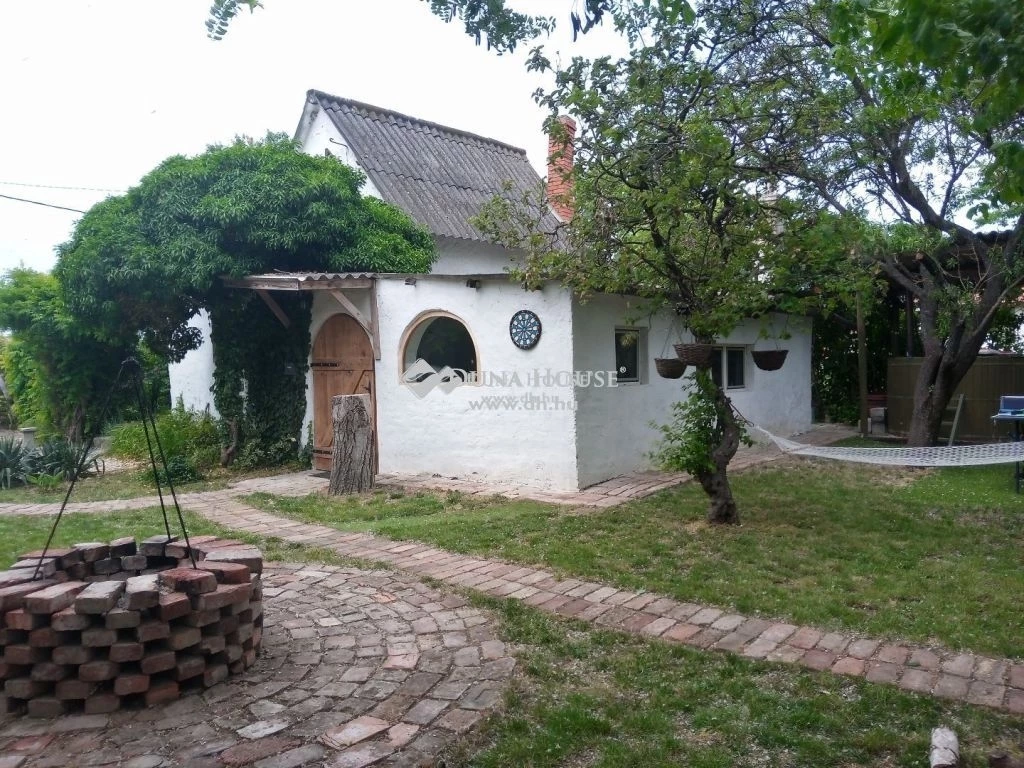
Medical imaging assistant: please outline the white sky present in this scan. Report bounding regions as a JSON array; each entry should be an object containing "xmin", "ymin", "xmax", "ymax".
[{"xmin": 0, "ymin": 0, "xmax": 621, "ymax": 275}]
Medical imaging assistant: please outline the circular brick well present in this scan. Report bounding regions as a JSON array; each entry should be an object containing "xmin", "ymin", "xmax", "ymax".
[{"xmin": 0, "ymin": 535, "xmax": 263, "ymax": 717}]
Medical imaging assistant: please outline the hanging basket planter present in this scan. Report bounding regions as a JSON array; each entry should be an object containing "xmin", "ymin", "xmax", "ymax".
[
  {"xmin": 655, "ymin": 358, "xmax": 687, "ymax": 379},
  {"xmin": 751, "ymin": 349, "xmax": 789, "ymax": 371},
  {"xmin": 674, "ymin": 343, "xmax": 713, "ymax": 366}
]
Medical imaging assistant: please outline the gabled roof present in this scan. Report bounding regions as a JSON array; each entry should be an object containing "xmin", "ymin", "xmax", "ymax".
[{"xmin": 305, "ymin": 89, "xmax": 555, "ymax": 243}]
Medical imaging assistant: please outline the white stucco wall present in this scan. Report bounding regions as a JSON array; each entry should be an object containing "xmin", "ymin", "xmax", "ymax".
[
  {"xmin": 167, "ymin": 310, "xmax": 219, "ymax": 417},
  {"xmin": 296, "ymin": 104, "xmax": 383, "ymax": 200},
  {"xmin": 373, "ymin": 276, "xmax": 581, "ymax": 492},
  {"xmin": 571, "ymin": 295, "xmax": 812, "ymax": 489},
  {"xmin": 429, "ymin": 237, "xmax": 523, "ymax": 276}
]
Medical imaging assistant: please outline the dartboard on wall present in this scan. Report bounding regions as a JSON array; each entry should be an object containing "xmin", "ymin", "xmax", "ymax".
[{"xmin": 509, "ymin": 309, "xmax": 542, "ymax": 350}]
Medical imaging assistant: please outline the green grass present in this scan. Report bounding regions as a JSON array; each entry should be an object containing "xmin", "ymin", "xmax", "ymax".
[
  {"xmin": 0, "ymin": 465, "xmax": 282, "ymax": 505},
  {"xmin": 245, "ymin": 460, "xmax": 1024, "ymax": 658},
  {"xmin": 449, "ymin": 598, "xmax": 1024, "ymax": 767},
  {"xmin": 0, "ymin": 508, "xmax": 356, "ymax": 570},
  {"xmin": 2, "ymin": 508, "xmax": 1021, "ymax": 765}
]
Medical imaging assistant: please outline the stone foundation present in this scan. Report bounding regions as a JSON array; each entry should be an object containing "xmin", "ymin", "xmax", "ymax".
[{"xmin": 0, "ymin": 535, "xmax": 263, "ymax": 717}]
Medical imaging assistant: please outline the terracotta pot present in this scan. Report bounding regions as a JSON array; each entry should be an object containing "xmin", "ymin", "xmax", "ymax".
[
  {"xmin": 655, "ymin": 358, "xmax": 687, "ymax": 379},
  {"xmin": 751, "ymin": 349, "xmax": 788, "ymax": 371},
  {"xmin": 673, "ymin": 343, "xmax": 713, "ymax": 366}
]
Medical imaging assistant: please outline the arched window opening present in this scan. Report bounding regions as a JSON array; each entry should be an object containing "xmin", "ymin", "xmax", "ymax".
[{"xmin": 402, "ymin": 314, "xmax": 478, "ymax": 377}]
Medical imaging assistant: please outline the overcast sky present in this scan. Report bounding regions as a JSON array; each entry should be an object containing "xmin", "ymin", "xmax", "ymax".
[{"xmin": 0, "ymin": 0, "xmax": 620, "ymax": 275}]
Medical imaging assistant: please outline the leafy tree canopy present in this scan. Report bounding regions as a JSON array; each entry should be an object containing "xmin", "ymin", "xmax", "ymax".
[
  {"xmin": 0, "ymin": 269, "xmax": 132, "ymax": 438},
  {"xmin": 57, "ymin": 134, "xmax": 435, "ymax": 361},
  {"xmin": 834, "ymin": 0, "xmax": 1024, "ymax": 204}
]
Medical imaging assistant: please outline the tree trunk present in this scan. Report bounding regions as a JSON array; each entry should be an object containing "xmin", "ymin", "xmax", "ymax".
[
  {"xmin": 219, "ymin": 419, "xmax": 239, "ymax": 467},
  {"xmin": 694, "ymin": 376, "xmax": 742, "ymax": 524},
  {"xmin": 329, "ymin": 394, "xmax": 375, "ymax": 495},
  {"xmin": 905, "ymin": 294, "xmax": 986, "ymax": 446}
]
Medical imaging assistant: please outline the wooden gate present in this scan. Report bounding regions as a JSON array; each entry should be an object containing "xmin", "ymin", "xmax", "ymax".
[{"xmin": 311, "ymin": 314, "xmax": 375, "ymax": 471}]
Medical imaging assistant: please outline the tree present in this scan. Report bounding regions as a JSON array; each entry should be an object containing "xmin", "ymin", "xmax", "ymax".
[
  {"xmin": 57, "ymin": 134, "xmax": 435, "ymax": 462},
  {"xmin": 718, "ymin": 0, "xmax": 1024, "ymax": 446},
  {"xmin": 476, "ymin": 2, "xmax": 869, "ymax": 523},
  {"xmin": 838, "ymin": 0, "xmax": 1024, "ymax": 204},
  {"xmin": 0, "ymin": 269, "xmax": 132, "ymax": 440}
]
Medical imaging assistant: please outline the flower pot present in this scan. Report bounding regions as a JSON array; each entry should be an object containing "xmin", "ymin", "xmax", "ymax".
[
  {"xmin": 673, "ymin": 343, "xmax": 713, "ymax": 366},
  {"xmin": 655, "ymin": 358, "xmax": 687, "ymax": 379},
  {"xmin": 751, "ymin": 349, "xmax": 788, "ymax": 371}
]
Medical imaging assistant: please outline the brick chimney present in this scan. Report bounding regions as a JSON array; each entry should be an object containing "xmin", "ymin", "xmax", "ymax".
[{"xmin": 546, "ymin": 115, "xmax": 576, "ymax": 222}]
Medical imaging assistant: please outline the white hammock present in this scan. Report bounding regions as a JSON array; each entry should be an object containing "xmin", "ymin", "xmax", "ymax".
[{"xmin": 758, "ymin": 427, "xmax": 1024, "ymax": 467}]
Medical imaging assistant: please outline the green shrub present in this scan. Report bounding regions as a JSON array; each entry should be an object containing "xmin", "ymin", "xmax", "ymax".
[
  {"xmin": 28, "ymin": 438, "xmax": 103, "ymax": 481},
  {"xmin": 0, "ymin": 435, "xmax": 31, "ymax": 489},
  {"xmin": 236, "ymin": 437, "xmax": 299, "ymax": 470},
  {"xmin": 109, "ymin": 406, "xmax": 220, "ymax": 469},
  {"xmin": 145, "ymin": 454, "xmax": 202, "ymax": 486},
  {"xmin": 0, "ymin": 435, "xmax": 102, "ymax": 487}
]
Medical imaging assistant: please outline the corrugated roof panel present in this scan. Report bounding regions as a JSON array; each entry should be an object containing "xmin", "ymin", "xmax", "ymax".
[{"xmin": 311, "ymin": 90, "xmax": 561, "ymax": 242}]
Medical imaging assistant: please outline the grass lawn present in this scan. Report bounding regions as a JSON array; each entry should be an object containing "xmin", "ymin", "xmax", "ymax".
[
  {"xmin": 0, "ymin": 508, "xmax": 353, "ymax": 570},
  {"xmin": 0, "ymin": 465, "xmax": 284, "ymax": 505},
  {"xmin": 1, "ymin": 511, "xmax": 1020, "ymax": 766},
  {"xmin": 245, "ymin": 460, "xmax": 1024, "ymax": 659},
  {"xmin": 450, "ymin": 598, "xmax": 1024, "ymax": 768}
]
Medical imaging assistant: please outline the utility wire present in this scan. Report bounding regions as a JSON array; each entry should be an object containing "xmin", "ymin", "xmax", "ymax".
[
  {"xmin": 0, "ymin": 180, "xmax": 125, "ymax": 193},
  {"xmin": 0, "ymin": 193, "xmax": 86, "ymax": 214}
]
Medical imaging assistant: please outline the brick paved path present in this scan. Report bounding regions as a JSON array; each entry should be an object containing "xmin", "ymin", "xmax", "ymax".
[
  {"xmin": 0, "ymin": 564, "xmax": 515, "ymax": 767},
  {"xmin": 182, "ymin": 498, "xmax": 1023, "ymax": 716}
]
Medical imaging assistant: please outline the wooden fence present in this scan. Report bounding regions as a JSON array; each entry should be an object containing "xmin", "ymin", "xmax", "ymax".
[{"xmin": 888, "ymin": 356, "xmax": 1024, "ymax": 441}]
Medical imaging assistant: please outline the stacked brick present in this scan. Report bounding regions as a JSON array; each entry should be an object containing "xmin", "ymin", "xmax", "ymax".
[{"xmin": 0, "ymin": 535, "xmax": 263, "ymax": 717}]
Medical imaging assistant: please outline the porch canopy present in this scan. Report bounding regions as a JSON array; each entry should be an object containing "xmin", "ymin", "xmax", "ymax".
[
  {"xmin": 222, "ymin": 271, "xmax": 518, "ymax": 362},
  {"xmin": 222, "ymin": 272, "xmax": 380, "ymax": 359}
]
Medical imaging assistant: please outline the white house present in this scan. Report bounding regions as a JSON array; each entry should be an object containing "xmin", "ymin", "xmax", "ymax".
[{"xmin": 170, "ymin": 89, "xmax": 812, "ymax": 493}]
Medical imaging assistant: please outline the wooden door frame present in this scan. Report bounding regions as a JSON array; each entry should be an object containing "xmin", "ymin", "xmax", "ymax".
[{"xmin": 311, "ymin": 311, "xmax": 378, "ymax": 472}]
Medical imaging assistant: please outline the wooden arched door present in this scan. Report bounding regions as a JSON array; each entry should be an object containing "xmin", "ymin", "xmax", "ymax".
[{"xmin": 311, "ymin": 314, "xmax": 375, "ymax": 471}]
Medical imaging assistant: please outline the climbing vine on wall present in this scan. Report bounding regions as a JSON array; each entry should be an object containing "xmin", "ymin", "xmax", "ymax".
[
  {"xmin": 56, "ymin": 134, "xmax": 435, "ymax": 465},
  {"xmin": 210, "ymin": 291, "xmax": 313, "ymax": 466}
]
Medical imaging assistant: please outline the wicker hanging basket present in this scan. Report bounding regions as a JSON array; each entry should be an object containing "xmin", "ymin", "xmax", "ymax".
[
  {"xmin": 751, "ymin": 349, "xmax": 788, "ymax": 371},
  {"xmin": 655, "ymin": 358, "xmax": 687, "ymax": 379},
  {"xmin": 673, "ymin": 343, "xmax": 713, "ymax": 366}
]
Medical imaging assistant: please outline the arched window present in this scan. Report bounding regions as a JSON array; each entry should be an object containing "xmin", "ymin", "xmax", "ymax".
[{"xmin": 401, "ymin": 312, "xmax": 479, "ymax": 376}]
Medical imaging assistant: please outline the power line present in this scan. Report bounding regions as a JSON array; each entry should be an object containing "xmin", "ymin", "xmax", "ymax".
[
  {"xmin": 0, "ymin": 180, "xmax": 125, "ymax": 193},
  {"xmin": 0, "ymin": 193, "xmax": 86, "ymax": 214}
]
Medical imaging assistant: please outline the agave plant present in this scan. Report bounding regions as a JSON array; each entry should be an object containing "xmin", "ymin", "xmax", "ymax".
[
  {"xmin": 27, "ymin": 438, "xmax": 104, "ymax": 481},
  {"xmin": 0, "ymin": 435, "xmax": 32, "ymax": 489}
]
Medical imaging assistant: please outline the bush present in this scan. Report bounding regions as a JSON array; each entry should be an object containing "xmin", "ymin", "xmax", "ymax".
[
  {"xmin": 29, "ymin": 438, "xmax": 103, "ymax": 481},
  {"xmin": 145, "ymin": 454, "xmax": 202, "ymax": 486},
  {"xmin": 236, "ymin": 437, "xmax": 299, "ymax": 470},
  {"xmin": 109, "ymin": 406, "xmax": 220, "ymax": 469},
  {"xmin": 0, "ymin": 435, "xmax": 102, "ymax": 487},
  {"xmin": 0, "ymin": 435, "xmax": 32, "ymax": 489}
]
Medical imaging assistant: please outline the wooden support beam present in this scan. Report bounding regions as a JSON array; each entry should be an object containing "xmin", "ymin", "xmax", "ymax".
[
  {"xmin": 329, "ymin": 290, "xmax": 380, "ymax": 360},
  {"xmin": 256, "ymin": 289, "xmax": 291, "ymax": 328},
  {"xmin": 369, "ymin": 281, "xmax": 381, "ymax": 362},
  {"xmin": 223, "ymin": 276, "xmax": 373, "ymax": 291}
]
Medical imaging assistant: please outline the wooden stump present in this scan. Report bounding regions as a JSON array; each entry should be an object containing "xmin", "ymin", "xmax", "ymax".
[{"xmin": 329, "ymin": 394, "xmax": 375, "ymax": 495}]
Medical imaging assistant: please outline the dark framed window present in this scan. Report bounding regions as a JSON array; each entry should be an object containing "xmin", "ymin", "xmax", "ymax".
[
  {"xmin": 709, "ymin": 346, "xmax": 746, "ymax": 389},
  {"xmin": 615, "ymin": 328, "xmax": 645, "ymax": 384}
]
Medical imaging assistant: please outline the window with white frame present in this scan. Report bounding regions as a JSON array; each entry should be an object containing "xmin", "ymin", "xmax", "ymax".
[
  {"xmin": 614, "ymin": 328, "xmax": 646, "ymax": 384},
  {"xmin": 709, "ymin": 346, "xmax": 746, "ymax": 389}
]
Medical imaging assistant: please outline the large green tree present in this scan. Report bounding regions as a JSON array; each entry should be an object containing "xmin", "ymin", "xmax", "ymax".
[
  {"xmin": 58, "ymin": 134, "xmax": 434, "ymax": 462},
  {"xmin": 723, "ymin": 0, "xmax": 1024, "ymax": 446},
  {"xmin": 0, "ymin": 269, "xmax": 131, "ymax": 440},
  {"xmin": 477, "ymin": 2, "xmax": 870, "ymax": 523}
]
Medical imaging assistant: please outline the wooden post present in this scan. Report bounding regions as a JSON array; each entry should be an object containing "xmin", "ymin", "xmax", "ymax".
[
  {"xmin": 329, "ymin": 394, "xmax": 376, "ymax": 495},
  {"xmin": 857, "ymin": 292, "xmax": 869, "ymax": 437}
]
